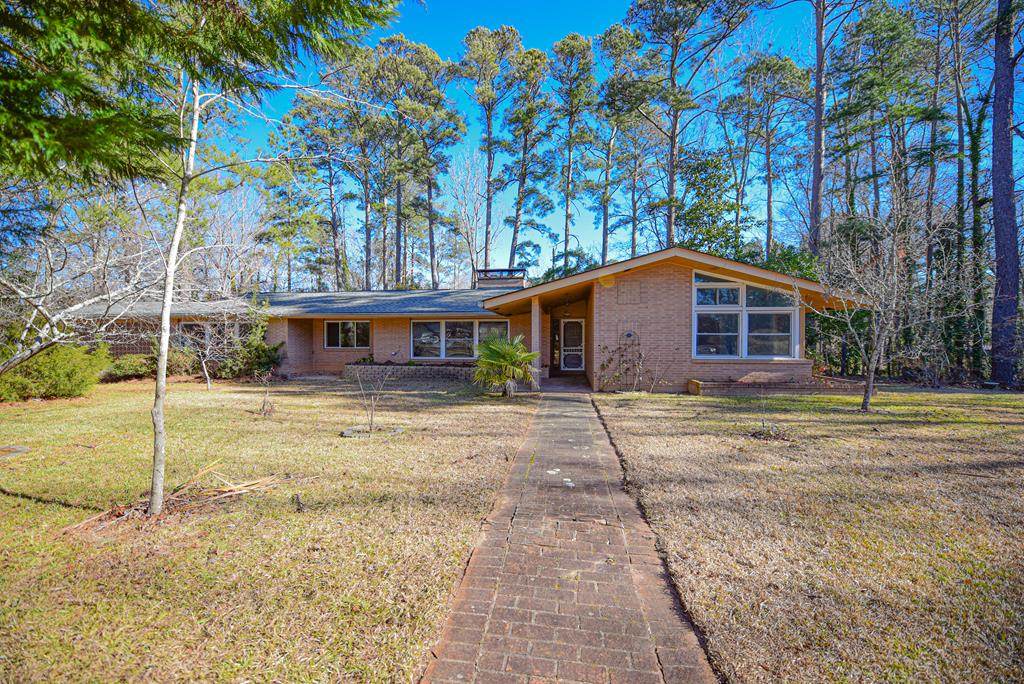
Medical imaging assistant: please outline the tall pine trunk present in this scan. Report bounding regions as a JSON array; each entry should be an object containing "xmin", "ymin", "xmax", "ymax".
[
  {"xmin": 327, "ymin": 160, "xmax": 344, "ymax": 290},
  {"xmin": 483, "ymin": 109, "xmax": 494, "ymax": 269},
  {"xmin": 630, "ymin": 173, "xmax": 639, "ymax": 258},
  {"xmin": 990, "ymin": 0, "xmax": 1021, "ymax": 385},
  {"xmin": 765, "ymin": 133, "xmax": 774, "ymax": 256},
  {"xmin": 508, "ymin": 134, "xmax": 528, "ymax": 269},
  {"xmin": 562, "ymin": 111, "xmax": 575, "ymax": 272},
  {"xmin": 428, "ymin": 177, "xmax": 438, "ymax": 289},
  {"xmin": 362, "ymin": 167, "xmax": 372, "ymax": 291},
  {"xmin": 809, "ymin": 0, "xmax": 826, "ymax": 254},
  {"xmin": 394, "ymin": 142, "xmax": 403, "ymax": 287}
]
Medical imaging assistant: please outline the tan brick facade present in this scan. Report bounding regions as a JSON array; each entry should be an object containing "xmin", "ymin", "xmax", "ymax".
[
  {"xmin": 588, "ymin": 261, "xmax": 812, "ymax": 391},
  {"xmin": 243, "ymin": 261, "xmax": 814, "ymax": 389}
]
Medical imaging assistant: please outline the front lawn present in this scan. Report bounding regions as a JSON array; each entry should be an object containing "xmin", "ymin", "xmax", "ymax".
[
  {"xmin": 594, "ymin": 389, "xmax": 1024, "ymax": 683},
  {"xmin": 0, "ymin": 379, "xmax": 536, "ymax": 682}
]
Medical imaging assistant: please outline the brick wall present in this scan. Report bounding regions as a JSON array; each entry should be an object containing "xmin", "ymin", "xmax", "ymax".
[
  {"xmin": 591, "ymin": 262, "xmax": 812, "ymax": 391},
  {"xmin": 341, "ymin": 363, "xmax": 475, "ymax": 383}
]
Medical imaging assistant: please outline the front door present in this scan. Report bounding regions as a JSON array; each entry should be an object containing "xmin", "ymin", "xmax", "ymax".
[{"xmin": 560, "ymin": 319, "xmax": 585, "ymax": 371}]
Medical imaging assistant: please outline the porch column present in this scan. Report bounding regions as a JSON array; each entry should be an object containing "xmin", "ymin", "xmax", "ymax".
[{"xmin": 530, "ymin": 296, "xmax": 541, "ymax": 389}]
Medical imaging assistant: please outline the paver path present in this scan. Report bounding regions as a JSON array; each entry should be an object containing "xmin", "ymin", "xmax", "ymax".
[{"xmin": 422, "ymin": 393, "xmax": 716, "ymax": 684}]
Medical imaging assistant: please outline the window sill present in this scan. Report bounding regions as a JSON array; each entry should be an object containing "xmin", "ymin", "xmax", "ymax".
[
  {"xmin": 323, "ymin": 346, "xmax": 370, "ymax": 352},
  {"xmin": 692, "ymin": 357, "xmax": 807, "ymax": 363}
]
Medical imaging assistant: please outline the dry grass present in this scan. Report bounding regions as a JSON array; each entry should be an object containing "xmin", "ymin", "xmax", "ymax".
[
  {"xmin": 0, "ymin": 379, "xmax": 536, "ymax": 682},
  {"xmin": 594, "ymin": 389, "xmax": 1024, "ymax": 683}
]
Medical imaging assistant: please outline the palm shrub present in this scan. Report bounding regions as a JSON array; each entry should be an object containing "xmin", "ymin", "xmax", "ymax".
[{"xmin": 473, "ymin": 333, "xmax": 539, "ymax": 398}]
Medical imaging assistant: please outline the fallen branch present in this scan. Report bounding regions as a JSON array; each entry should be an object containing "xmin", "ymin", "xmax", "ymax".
[{"xmin": 61, "ymin": 463, "xmax": 281, "ymax": 534}]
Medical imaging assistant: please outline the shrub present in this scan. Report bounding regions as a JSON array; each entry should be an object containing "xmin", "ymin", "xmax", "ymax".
[
  {"xmin": 141, "ymin": 337, "xmax": 197, "ymax": 376},
  {"xmin": 165, "ymin": 345, "xmax": 198, "ymax": 375},
  {"xmin": 104, "ymin": 353, "xmax": 155, "ymax": 381},
  {"xmin": 217, "ymin": 313, "xmax": 280, "ymax": 378},
  {"xmin": 0, "ymin": 345, "xmax": 111, "ymax": 402},
  {"xmin": 473, "ymin": 334, "xmax": 539, "ymax": 398}
]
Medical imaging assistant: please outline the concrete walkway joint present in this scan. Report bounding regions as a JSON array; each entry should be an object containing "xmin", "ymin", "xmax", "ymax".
[{"xmin": 422, "ymin": 393, "xmax": 716, "ymax": 684}]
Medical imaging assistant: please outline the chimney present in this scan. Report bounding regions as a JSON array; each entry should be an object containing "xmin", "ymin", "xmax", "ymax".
[{"xmin": 474, "ymin": 268, "xmax": 526, "ymax": 289}]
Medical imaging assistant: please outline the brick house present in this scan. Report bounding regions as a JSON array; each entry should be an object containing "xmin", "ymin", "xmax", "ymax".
[{"xmin": 107, "ymin": 247, "xmax": 836, "ymax": 392}]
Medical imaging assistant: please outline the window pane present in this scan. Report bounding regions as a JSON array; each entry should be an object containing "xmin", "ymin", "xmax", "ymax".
[
  {"xmin": 412, "ymin": 322, "xmax": 440, "ymax": 358},
  {"xmin": 748, "ymin": 334, "xmax": 791, "ymax": 356},
  {"xmin": 697, "ymin": 313, "xmax": 738, "ymax": 334},
  {"xmin": 718, "ymin": 287, "xmax": 740, "ymax": 305},
  {"xmin": 746, "ymin": 286, "xmax": 792, "ymax": 307},
  {"xmin": 696, "ymin": 334, "xmax": 739, "ymax": 356},
  {"xmin": 478, "ymin": 321, "xmax": 509, "ymax": 340},
  {"xmin": 695, "ymin": 287, "xmax": 717, "ymax": 306},
  {"xmin": 695, "ymin": 273, "xmax": 736, "ymax": 283},
  {"xmin": 325, "ymin": 322, "xmax": 340, "ymax": 348},
  {"xmin": 748, "ymin": 313, "xmax": 791, "ymax": 334},
  {"xmin": 696, "ymin": 313, "xmax": 739, "ymax": 356},
  {"xmin": 355, "ymin": 322, "xmax": 370, "ymax": 347},
  {"xmin": 341, "ymin": 322, "xmax": 356, "ymax": 348},
  {"xmin": 445, "ymin": 321, "xmax": 475, "ymax": 358}
]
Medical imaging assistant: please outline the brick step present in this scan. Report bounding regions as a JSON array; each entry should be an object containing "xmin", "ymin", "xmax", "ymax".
[{"xmin": 688, "ymin": 377, "xmax": 866, "ymax": 396}]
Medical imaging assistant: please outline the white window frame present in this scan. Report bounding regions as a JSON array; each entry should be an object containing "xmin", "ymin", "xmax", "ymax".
[
  {"xmin": 692, "ymin": 271, "xmax": 800, "ymax": 360},
  {"xmin": 323, "ymin": 320, "xmax": 371, "ymax": 350},
  {"xmin": 410, "ymin": 319, "xmax": 510, "ymax": 360}
]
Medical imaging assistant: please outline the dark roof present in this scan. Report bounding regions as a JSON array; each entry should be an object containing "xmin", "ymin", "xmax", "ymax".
[
  {"xmin": 80, "ymin": 288, "xmax": 515, "ymax": 319},
  {"xmin": 256, "ymin": 289, "xmax": 513, "ymax": 316}
]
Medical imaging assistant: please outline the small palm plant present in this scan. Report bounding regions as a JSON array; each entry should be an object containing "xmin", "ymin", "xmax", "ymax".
[{"xmin": 473, "ymin": 333, "xmax": 540, "ymax": 398}]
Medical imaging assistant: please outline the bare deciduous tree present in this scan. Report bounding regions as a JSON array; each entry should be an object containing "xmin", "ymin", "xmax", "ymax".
[
  {"xmin": 0, "ymin": 190, "xmax": 163, "ymax": 375},
  {"xmin": 810, "ymin": 212, "xmax": 974, "ymax": 410}
]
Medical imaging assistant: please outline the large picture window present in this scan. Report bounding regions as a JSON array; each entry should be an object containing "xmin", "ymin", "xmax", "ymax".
[
  {"xmin": 411, "ymin": 320, "xmax": 510, "ymax": 359},
  {"xmin": 692, "ymin": 272, "xmax": 798, "ymax": 359},
  {"xmin": 324, "ymin": 321, "xmax": 370, "ymax": 349}
]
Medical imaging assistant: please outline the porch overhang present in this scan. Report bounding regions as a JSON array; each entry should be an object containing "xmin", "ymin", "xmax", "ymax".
[{"xmin": 483, "ymin": 246, "xmax": 844, "ymax": 313}]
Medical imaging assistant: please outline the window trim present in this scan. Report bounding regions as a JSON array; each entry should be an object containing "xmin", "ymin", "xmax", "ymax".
[
  {"xmin": 410, "ymin": 319, "xmax": 510, "ymax": 360},
  {"xmin": 692, "ymin": 271, "xmax": 800, "ymax": 360},
  {"xmin": 323, "ymin": 320, "xmax": 371, "ymax": 350}
]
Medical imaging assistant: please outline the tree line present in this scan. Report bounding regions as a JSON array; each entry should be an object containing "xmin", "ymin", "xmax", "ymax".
[{"xmin": 0, "ymin": 0, "xmax": 1020, "ymax": 507}]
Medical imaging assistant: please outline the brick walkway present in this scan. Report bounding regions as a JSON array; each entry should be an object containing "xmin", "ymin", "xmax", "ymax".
[{"xmin": 421, "ymin": 393, "xmax": 716, "ymax": 684}]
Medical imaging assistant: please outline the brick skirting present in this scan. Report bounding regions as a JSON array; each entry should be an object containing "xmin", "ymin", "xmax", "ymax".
[{"xmin": 341, "ymin": 363, "xmax": 476, "ymax": 383}]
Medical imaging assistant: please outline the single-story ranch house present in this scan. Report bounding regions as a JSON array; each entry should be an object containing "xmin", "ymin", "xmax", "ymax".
[{"xmin": 104, "ymin": 247, "xmax": 841, "ymax": 392}]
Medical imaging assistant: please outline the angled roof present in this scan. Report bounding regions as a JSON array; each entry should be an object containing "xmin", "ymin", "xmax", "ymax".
[
  {"xmin": 483, "ymin": 246, "xmax": 831, "ymax": 313},
  {"xmin": 80, "ymin": 288, "xmax": 514, "ymax": 319},
  {"xmin": 255, "ymin": 289, "xmax": 512, "ymax": 317}
]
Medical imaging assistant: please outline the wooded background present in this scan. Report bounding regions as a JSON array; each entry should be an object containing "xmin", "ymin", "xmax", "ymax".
[{"xmin": 1, "ymin": 0, "xmax": 1021, "ymax": 386}]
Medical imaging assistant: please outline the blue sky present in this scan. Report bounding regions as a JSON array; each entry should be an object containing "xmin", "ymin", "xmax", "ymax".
[{"xmin": 245, "ymin": 0, "xmax": 815, "ymax": 276}]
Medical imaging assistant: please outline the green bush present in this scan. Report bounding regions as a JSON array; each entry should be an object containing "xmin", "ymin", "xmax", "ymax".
[
  {"xmin": 217, "ymin": 313, "xmax": 280, "ymax": 378},
  {"xmin": 0, "ymin": 344, "xmax": 111, "ymax": 402},
  {"xmin": 104, "ymin": 353, "xmax": 154, "ymax": 381},
  {"xmin": 165, "ymin": 345, "xmax": 198, "ymax": 376}
]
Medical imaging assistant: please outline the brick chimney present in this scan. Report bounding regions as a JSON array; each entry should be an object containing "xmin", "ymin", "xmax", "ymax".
[{"xmin": 474, "ymin": 268, "xmax": 527, "ymax": 289}]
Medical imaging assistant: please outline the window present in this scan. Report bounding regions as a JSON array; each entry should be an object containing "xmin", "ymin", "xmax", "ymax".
[
  {"xmin": 412, "ymin": 321, "xmax": 441, "ymax": 358},
  {"xmin": 747, "ymin": 313, "xmax": 792, "ymax": 356},
  {"xmin": 746, "ymin": 286, "xmax": 793, "ymax": 308},
  {"xmin": 692, "ymin": 272, "xmax": 798, "ymax": 359},
  {"xmin": 696, "ymin": 286, "xmax": 739, "ymax": 306},
  {"xmin": 324, "ymin": 321, "xmax": 370, "ymax": 349},
  {"xmin": 696, "ymin": 313, "xmax": 739, "ymax": 356},
  {"xmin": 445, "ymin": 321, "xmax": 475, "ymax": 358},
  {"xmin": 478, "ymin": 320, "xmax": 510, "ymax": 341},
  {"xmin": 411, "ymin": 320, "xmax": 510, "ymax": 359},
  {"xmin": 179, "ymin": 322, "xmax": 206, "ymax": 342}
]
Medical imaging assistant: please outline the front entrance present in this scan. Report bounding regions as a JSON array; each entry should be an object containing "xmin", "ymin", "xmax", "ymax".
[{"xmin": 559, "ymin": 319, "xmax": 585, "ymax": 372}]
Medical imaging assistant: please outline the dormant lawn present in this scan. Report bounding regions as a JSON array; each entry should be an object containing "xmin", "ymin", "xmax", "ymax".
[
  {"xmin": 0, "ymin": 380, "xmax": 536, "ymax": 682},
  {"xmin": 594, "ymin": 389, "xmax": 1024, "ymax": 683}
]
